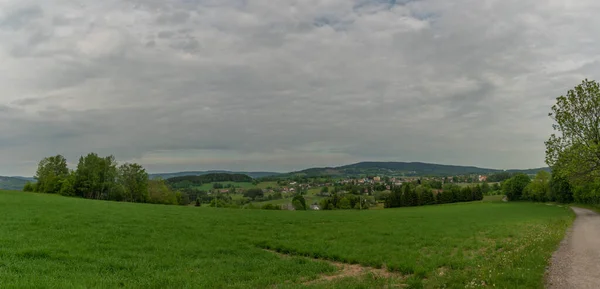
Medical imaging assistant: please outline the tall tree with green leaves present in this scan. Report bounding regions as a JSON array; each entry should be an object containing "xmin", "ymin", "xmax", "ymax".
[
  {"xmin": 503, "ymin": 174, "xmax": 531, "ymax": 201},
  {"xmin": 545, "ymin": 79, "xmax": 600, "ymax": 184},
  {"xmin": 523, "ymin": 171, "xmax": 551, "ymax": 202},
  {"xmin": 118, "ymin": 163, "xmax": 149, "ymax": 202},
  {"xmin": 549, "ymin": 174, "xmax": 573, "ymax": 203},
  {"xmin": 34, "ymin": 155, "xmax": 69, "ymax": 194},
  {"xmin": 73, "ymin": 153, "xmax": 118, "ymax": 199}
]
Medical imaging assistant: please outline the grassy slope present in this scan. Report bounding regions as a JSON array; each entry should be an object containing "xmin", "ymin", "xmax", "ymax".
[{"xmin": 0, "ymin": 190, "xmax": 573, "ymax": 288}]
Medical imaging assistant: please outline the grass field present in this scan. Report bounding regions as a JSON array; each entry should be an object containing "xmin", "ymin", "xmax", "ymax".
[{"xmin": 0, "ymin": 190, "xmax": 573, "ymax": 288}]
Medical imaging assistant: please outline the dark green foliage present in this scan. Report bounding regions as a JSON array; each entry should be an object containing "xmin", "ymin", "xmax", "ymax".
[
  {"xmin": 472, "ymin": 185, "xmax": 483, "ymax": 201},
  {"xmin": 147, "ymin": 178, "xmax": 179, "ymax": 205},
  {"xmin": 572, "ymin": 182, "xmax": 600, "ymax": 204},
  {"xmin": 338, "ymin": 197, "xmax": 351, "ymax": 209},
  {"xmin": 386, "ymin": 183, "xmax": 479, "ymax": 208},
  {"xmin": 34, "ymin": 155, "xmax": 69, "ymax": 194},
  {"xmin": 404, "ymin": 184, "xmax": 419, "ymax": 207},
  {"xmin": 261, "ymin": 203, "xmax": 281, "ymax": 210},
  {"xmin": 503, "ymin": 174, "xmax": 531, "ymax": 201},
  {"xmin": 244, "ymin": 188, "xmax": 264, "ymax": 201},
  {"xmin": 23, "ymin": 182, "xmax": 35, "ymax": 192},
  {"xmin": 480, "ymin": 182, "xmax": 490, "ymax": 195},
  {"xmin": 73, "ymin": 153, "xmax": 118, "ymax": 200},
  {"xmin": 195, "ymin": 198, "xmax": 201, "ymax": 207},
  {"xmin": 487, "ymin": 172, "xmax": 513, "ymax": 182},
  {"xmin": 166, "ymin": 173, "xmax": 253, "ymax": 188},
  {"xmin": 427, "ymin": 180, "xmax": 443, "ymax": 190},
  {"xmin": 117, "ymin": 163, "xmax": 149, "ymax": 202},
  {"xmin": 176, "ymin": 191, "xmax": 190, "ymax": 205},
  {"xmin": 29, "ymin": 153, "xmax": 186, "ymax": 207},
  {"xmin": 492, "ymin": 183, "xmax": 501, "ymax": 191},
  {"xmin": 292, "ymin": 195, "xmax": 306, "ymax": 210},
  {"xmin": 460, "ymin": 186, "xmax": 473, "ymax": 202},
  {"xmin": 321, "ymin": 193, "xmax": 371, "ymax": 210},
  {"xmin": 416, "ymin": 186, "xmax": 435, "ymax": 205},
  {"xmin": 550, "ymin": 174, "xmax": 573, "ymax": 203},
  {"xmin": 59, "ymin": 172, "xmax": 76, "ymax": 197},
  {"xmin": 385, "ymin": 186, "xmax": 403, "ymax": 208}
]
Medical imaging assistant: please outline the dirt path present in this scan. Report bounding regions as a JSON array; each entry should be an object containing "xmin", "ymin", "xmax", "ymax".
[
  {"xmin": 263, "ymin": 249, "xmax": 403, "ymax": 285},
  {"xmin": 547, "ymin": 207, "xmax": 600, "ymax": 288}
]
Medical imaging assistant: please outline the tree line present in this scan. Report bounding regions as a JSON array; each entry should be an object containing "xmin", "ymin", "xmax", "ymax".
[
  {"xmin": 166, "ymin": 173, "xmax": 254, "ymax": 189},
  {"xmin": 24, "ymin": 154, "xmax": 189, "ymax": 205},
  {"xmin": 384, "ymin": 183, "xmax": 483, "ymax": 208}
]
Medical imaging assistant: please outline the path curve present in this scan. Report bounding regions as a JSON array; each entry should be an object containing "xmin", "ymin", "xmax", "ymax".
[{"xmin": 547, "ymin": 207, "xmax": 600, "ymax": 288}]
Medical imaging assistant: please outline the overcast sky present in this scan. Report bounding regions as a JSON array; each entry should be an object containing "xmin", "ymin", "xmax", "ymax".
[{"xmin": 0, "ymin": 0, "xmax": 598, "ymax": 176}]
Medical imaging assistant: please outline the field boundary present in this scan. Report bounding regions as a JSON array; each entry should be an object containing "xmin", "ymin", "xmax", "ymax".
[{"xmin": 262, "ymin": 248, "xmax": 404, "ymax": 285}]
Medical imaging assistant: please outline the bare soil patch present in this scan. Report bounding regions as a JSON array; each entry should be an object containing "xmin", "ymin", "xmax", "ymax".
[{"xmin": 263, "ymin": 249, "xmax": 403, "ymax": 285}]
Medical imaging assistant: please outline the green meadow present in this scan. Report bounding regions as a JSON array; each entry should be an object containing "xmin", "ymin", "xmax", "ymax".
[{"xmin": 0, "ymin": 190, "xmax": 573, "ymax": 288}]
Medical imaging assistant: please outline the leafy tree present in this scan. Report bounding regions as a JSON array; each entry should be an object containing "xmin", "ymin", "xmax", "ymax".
[
  {"xmin": 545, "ymin": 79, "xmax": 600, "ymax": 185},
  {"xmin": 34, "ymin": 155, "xmax": 69, "ymax": 194},
  {"xmin": 503, "ymin": 174, "xmax": 531, "ymax": 201},
  {"xmin": 117, "ymin": 163, "xmax": 149, "ymax": 202},
  {"xmin": 292, "ymin": 195, "xmax": 306, "ymax": 210},
  {"xmin": 195, "ymin": 198, "xmax": 201, "ymax": 207},
  {"xmin": 73, "ymin": 153, "xmax": 118, "ymax": 200},
  {"xmin": 428, "ymin": 181, "xmax": 443, "ymax": 190},
  {"xmin": 492, "ymin": 183, "xmax": 501, "ymax": 192},
  {"xmin": 460, "ymin": 187, "xmax": 473, "ymax": 202},
  {"xmin": 321, "ymin": 186, "xmax": 329, "ymax": 193},
  {"xmin": 488, "ymin": 172, "xmax": 513, "ymax": 182},
  {"xmin": 523, "ymin": 171, "xmax": 551, "ymax": 202},
  {"xmin": 176, "ymin": 191, "xmax": 190, "ymax": 205},
  {"xmin": 385, "ymin": 186, "xmax": 403, "ymax": 208},
  {"xmin": 550, "ymin": 174, "xmax": 573, "ymax": 203},
  {"xmin": 438, "ymin": 189, "xmax": 454, "ymax": 204},
  {"xmin": 59, "ymin": 171, "xmax": 76, "ymax": 196},
  {"xmin": 417, "ymin": 185, "xmax": 435, "ymax": 205},
  {"xmin": 472, "ymin": 185, "xmax": 483, "ymax": 201},
  {"xmin": 480, "ymin": 182, "xmax": 490, "ymax": 195},
  {"xmin": 243, "ymin": 188, "xmax": 264, "ymax": 201},
  {"xmin": 338, "ymin": 197, "xmax": 351, "ymax": 209},
  {"xmin": 148, "ymin": 178, "xmax": 177, "ymax": 205},
  {"xmin": 262, "ymin": 203, "xmax": 280, "ymax": 210},
  {"xmin": 23, "ymin": 182, "xmax": 35, "ymax": 192}
]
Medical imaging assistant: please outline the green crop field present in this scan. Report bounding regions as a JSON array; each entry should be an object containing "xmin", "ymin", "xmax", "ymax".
[{"xmin": 0, "ymin": 190, "xmax": 573, "ymax": 288}]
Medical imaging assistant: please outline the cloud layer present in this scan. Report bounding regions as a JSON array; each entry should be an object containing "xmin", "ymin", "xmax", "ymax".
[{"xmin": 1, "ymin": 0, "xmax": 599, "ymax": 175}]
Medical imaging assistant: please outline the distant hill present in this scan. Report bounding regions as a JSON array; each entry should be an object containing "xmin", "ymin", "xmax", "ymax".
[
  {"xmin": 0, "ymin": 176, "xmax": 29, "ymax": 191},
  {"xmin": 150, "ymin": 170, "xmax": 281, "ymax": 180},
  {"xmin": 273, "ymin": 162, "xmax": 550, "ymax": 178}
]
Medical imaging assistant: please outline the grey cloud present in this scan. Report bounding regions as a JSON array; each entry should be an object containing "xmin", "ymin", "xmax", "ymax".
[
  {"xmin": 0, "ymin": 5, "xmax": 43, "ymax": 30},
  {"xmin": 0, "ymin": 0, "xmax": 599, "ymax": 176},
  {"xmin": 156, "ymin": 11, "xmax": 190, "ymax": 25}
]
